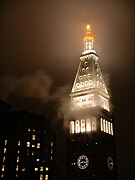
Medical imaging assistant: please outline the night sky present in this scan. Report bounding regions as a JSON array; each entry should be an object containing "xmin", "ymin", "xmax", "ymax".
[{"xmin": 0, "ymin": 0, "xmax": 135, "ymax": 179}]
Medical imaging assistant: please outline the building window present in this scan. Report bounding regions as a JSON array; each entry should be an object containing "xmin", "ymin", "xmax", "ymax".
[
  {"xmin": 70, "ymin": 121, "xmax": 74, "ymax": 134},
  {"xmin": 75, "ymin": 120, "xmax": 80, "ymax": 133},
  {"xmin": 36, "ymin": 159, "xmax": 39, "ymax": 161},
  {"xmin": 28, "ymin": 127, "xmax": 30, "ymax": 131},
  {"xmin": 108, "ymin": 122, "xmax": 111, "ymax": 134},
  {"xmin": 16, "ymin": 165, "xmax": 19, "ymax": 171},
  {"xmin": 3, "ymin": 156, "xmax": 5, "ymax": 162},
  {"xmin": 17, "ymin": 157, "xmax": 19, "ymax": 162},
  {"xmin": 40, "ymin": 174, "xmax": 43, "ymax": 180},
  {"xmin": 5, "ymin": 140, "xmax": 7, "ymax": 145},
  {"xmin": 4, "ymin": 148, "xmax": 6, "ymax": 153},
  {"xmin": 51, "ymin": 142, "xmax": 53, "ymax": 147},
  {"xmin": 81, "ymin": 119, "xmax": 85, "ymax": 133},
  {"xmin": 92, "ymin": 118, "xmax": 96, "ymax": 131},
  {"xmin": 86, "ymin": 118, "xmax": 91, "ymax": 132},
  {"xmin": 106, "ymin": 120, "xmax": 108, "ymax": 133},
  {"xmin": 45, "ymin": 175, "xmax": 48, "ymax": 180},
  {"xmin": 110, "ymin": 123, "xmax": 113, "ymax": 135},
  {"xmin": 27, "ymin": 142, "xmax": 30, "ymax": 147},
  {"xmin": 103, "ymin": 119, "xmax": 106, "ymax": 132},
  {"xmin": 40, "ymin": 166, "xmax": 43, "ymax": 171},
  {"xmin": 100, "ymin": 118, "xmax": 103, "ymax": 131},
  {"xmin": 37, "ymin": 143, "xmax": 40, "ymax": 148},
  {"xmin": 2, "ymin": 165, "xmax": 4, "ymax": 171},
  {"xmin": 51, "ymin": 149, "xmax": 53, "ymax": 154},
  {"xmin": 32, "ymin": 135, "xmax": 36, "ymax": 140},
  {"xmin": 18, "ymin": 141, "xmax": 20, "ymax": 146},
  {"xmin": 35, "ymin": 167, "xmax": 38, "ymax": 171},
  {"xmin": 32, "ymin": 144, "xmax": 35, "ymax": 148},
  {"xmin": 45, "ymin": 167, "xmax": 49, "ymax": 171},
  {"xmin": 22, "ymin": 168, "xmax": 25, "ymax": 171}
]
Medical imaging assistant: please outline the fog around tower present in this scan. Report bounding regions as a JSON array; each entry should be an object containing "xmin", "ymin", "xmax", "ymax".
[{"xmin": 0, "ymin": 0, "xmax": 135, "ymax": 179}]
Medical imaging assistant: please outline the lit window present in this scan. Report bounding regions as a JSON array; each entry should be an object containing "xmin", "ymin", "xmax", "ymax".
[
  {"xmin": 82, "ymin": 68, "xmax": 85, "ymax": 71},
  {"xmin": 4, "ymin": 148, "xmax": 6, "ymax": 153},
  {"xmin": 16, "ymin": 165, "xmax": 19, "ymax": 171},
  {"xmin": 32, "ymin": 135, "xmax": 36, "ymax": 140},
  {"xmin": 110, "ymin": 123, "xmax": 113, "ymax": 135},
  {"xmin": 46, "ymin": 167, "xmax": 49, "ymax": 171},
  {"xmin": 28, "ymin": 127, "xmax": 30, "ymax": 131},
  {"xmin": 36, "ymin": 159, "xmax": 39, "ymax": 161},
  {"xmin": 2, "ymin": 165, "xmax": 4, "ymax": 171},
  {"xmin": 1, "ymin": 174, "xmax": 4, "ymax": 177},
  {"xmin": 32, "ymin": 151, "xmax": 34, "ymax": 156},
  {"xmin": 35, "ymin": 167, "xmax": 38, "ymax": 171},
  {"xmin": 5, "ymin": 140, "xmax": 7, "ymax": 145},
  {"xmin": 40, "ymin": 166, "xmax": 43, "ymax": 171},
  {"xmin": 37, "ymin": 143, "xmax": 40, "ymax": 148},
  {"xmin": 51, "ymin": 142, "xmax": 53, "ymax": 147},
  {"xmin": 70, "ymin": 121, "xmax": 74, "ymax": 134},
  {"xmin": 17, "ymin": 157, "xmax": 19, "ymax": 162},
  {"xmin": 81, "ymin": 119, "xmax": 85, "ymax": 133},
  {"xmin": 92, "ymin": 118, "xmax": 96, "ymax": 131},
  {"xmin": 86, "ymin": 118, "xmax": 91, "ymax": 132},
  {"xmin": 18, "ymin": 141, "xmax": 20, "ymax": 146},
  {"xmin": 32, "ymin": 144, "xmax": 35, "ymax": 148},
  {"xmin": 51, "ymin": 156, "xmax": 52, "ymax": 160},
  {"xmin": 3, "ymin": 156, "xmax": 5, "ymax": 162},
  {"xmin": 100, "ymin": 118, "xmax": 103, "ymax": 131},
  {"xmin": 75, "ymin": 120, "xmax": 80, "ymax": 133},
  {"xmin": 106, "ymin": 121, "xmax": 108, "ymax": 133},
  {"xmin": 22, "ymin": 168, "xmax": 25, "ymax": 171},
  {"xmin": 16, "ymin": 174, "xmax": 18, "ymax": 177},
  {"xmin": 27, "ymin": 142, "xmax": 30, "ymax": 147},
  {"xmin": 40, "ymin": 174, "xmax": 43, "ymax": 180},
  {"xmin": 103, "ymin": 119, "xmax": 106, "ymax": 132},
  {"xmin": 33, "ymin": 129, "xmax": 35, "ymax": 132},
  {"xmin": 108, "ymin": 122, "xmax": 111, "ymax": 134},
  {"xmin": 45, "ymin": 175, "xmax": 48, "ymax": 180},
  {"xmin": 51, "ymin": 149, "xmax": 53, "ymax": 154},
  {"xmin": 18, "ymin": 150, "xmax": 20, "ymax": 154}
]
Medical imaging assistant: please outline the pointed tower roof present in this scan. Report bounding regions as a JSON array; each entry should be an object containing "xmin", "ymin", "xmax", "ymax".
[{"xmin": 71, "ymin": 25, "xmax": 110, "ymax": 112}]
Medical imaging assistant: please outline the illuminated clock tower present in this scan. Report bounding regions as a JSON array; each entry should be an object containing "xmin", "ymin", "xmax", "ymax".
[{"xmin": 67, "ymin": 25, "xmax": 118, "ymax": 180}]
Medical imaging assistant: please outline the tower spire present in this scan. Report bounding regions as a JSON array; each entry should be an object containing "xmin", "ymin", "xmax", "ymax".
[{"xmin": 83, "ymin": 24, "xmax": 95, "ymax": 54}]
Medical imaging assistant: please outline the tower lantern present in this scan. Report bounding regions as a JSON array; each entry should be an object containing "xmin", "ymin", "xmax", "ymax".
[
  {"xmin": 83, "ymin": 25, "xmax": 94, "ymax": 54},
  {"xmin": 67, "ymin": 25, "xmax": 118, "ymax": 180}
]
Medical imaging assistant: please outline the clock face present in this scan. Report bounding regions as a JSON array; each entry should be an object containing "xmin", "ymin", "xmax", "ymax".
[
  {"xmin": 77, "ymin": 155, "xmax": 89, "ymax": 169},
  {"xmin": 107, "ymin": 156, "xmax": 114, "ymax": 170}
]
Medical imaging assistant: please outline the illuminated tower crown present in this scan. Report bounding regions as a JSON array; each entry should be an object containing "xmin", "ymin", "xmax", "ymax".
[{"xmin": 71, "ymin": 25, "xmax": 110, "ymax": 113}]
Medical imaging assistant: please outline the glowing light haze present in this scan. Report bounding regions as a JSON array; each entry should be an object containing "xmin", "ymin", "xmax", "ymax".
[{"xmin": 0, "ymin": 1, "xmax": 135, "ymax": 180}]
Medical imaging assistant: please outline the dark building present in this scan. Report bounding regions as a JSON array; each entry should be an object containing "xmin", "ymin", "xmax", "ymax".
[
  {"xmin": 66, "ymin": 25, "xmax": 118, "ymax": 180},
  {"xmin": 0, "ymin": 100, "xmax": 58, "ymax": 180}
]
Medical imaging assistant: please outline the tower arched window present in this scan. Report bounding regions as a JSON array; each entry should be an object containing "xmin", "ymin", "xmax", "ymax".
[
  {"xmin": 110, "ymin": 123, "xmax": 113, "ymax": 135},
  {"xmin": 70, "ymin": 121, "xmax": 74, "ymax": 134},
  {"xmin": 86, "ymin": 118, "xmax": 91, "ymax": 132},
  {"xmin": 106, "ymin": 120, "xmax": 108, "ymax": 133},
  {"xmin": 103, "ymin": 119, "xmax": 106, "ymax": 132},
  {"xmin": 92, "ymin": 118, "xmax": 96, "ymax": 131},
  {"xmin": 81, "ymin": 119, "xmax": 85, "ymax": 133},
  {"xmin": 108, "ymin": 122, "xmax": 111, "ymax": 134},
  {"xmin": 75, "ymin": 120, "xmax": 80, "ymax": 133},
  {"xmin": 100, "ymin": 118, "xmax": 103, "ymax": 131}
]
